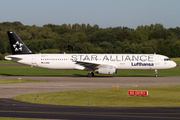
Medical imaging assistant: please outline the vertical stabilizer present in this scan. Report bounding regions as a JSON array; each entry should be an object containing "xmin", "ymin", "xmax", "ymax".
[{"xmin": 7, "ymin": 31, "xmax": 33, "ymax": 54}]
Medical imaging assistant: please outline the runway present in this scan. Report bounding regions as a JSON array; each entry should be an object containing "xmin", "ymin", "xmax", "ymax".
[{"xmin": 1, "ymin": 76, "xmax": 180, "ymax": 119}]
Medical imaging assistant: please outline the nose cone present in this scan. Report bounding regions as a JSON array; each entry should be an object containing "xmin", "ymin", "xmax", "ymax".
[{"xmin": 172, "ymin": 61, "xmax": 177, "ymax": 68}]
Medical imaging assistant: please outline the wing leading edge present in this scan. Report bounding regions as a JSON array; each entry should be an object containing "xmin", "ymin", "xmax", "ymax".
[{"xmin": 75, "ymin": 60, "xmax": 116, "ymax": 70}]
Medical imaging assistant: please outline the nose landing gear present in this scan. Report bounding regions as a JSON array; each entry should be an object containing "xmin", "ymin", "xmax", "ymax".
[{"xmin": 155, "ymin": 69, "xmax": 158, "ymax": 77}]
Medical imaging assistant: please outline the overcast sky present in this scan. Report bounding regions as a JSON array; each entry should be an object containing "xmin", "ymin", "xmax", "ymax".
[{"xmin": 0, "ymin": 0, "xmax": 179, "ymax": 29}]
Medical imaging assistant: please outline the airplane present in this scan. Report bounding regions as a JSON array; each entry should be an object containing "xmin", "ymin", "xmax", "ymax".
[{"xmin": 5, "ymin": 31, "xmax": 177, "ymax": 77}]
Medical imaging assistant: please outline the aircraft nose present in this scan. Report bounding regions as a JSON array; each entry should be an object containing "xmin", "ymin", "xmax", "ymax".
[
  {"xmin": 174, "ymin": 62, "xmax": 177, "ymax": 67},
  {"xmin": 172, "ymin": 61, "xmax": 177, "ymax": 68}
]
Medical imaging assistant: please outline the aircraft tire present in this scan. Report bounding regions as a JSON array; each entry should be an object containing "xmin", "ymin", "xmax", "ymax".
[
  {"xmin": 87, "ymin": 73, "xmax": 93, "ymax": 77},
  {"xmin": 92, "ymin": 72, "xmax": 94, "ymax": 77}
]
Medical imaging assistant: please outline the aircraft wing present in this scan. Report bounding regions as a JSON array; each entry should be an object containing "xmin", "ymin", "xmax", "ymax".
[{"xmin": 75, "ymin": 61, "xmax": 115, "ymax": 70}]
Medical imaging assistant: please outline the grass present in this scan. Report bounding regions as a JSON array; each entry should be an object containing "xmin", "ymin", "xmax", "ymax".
[
  {"xmin": 0, "ymin": 66, "xmax": 179, "ymax": 76},
  {"xmin": 171, "ymin": 58, "xmax": 180, "ymax": 61},
  {"xmin": 0, "ymin": 66, "xmax": 88, "ymax": 76},
  {"xmin": 13, "ymin": 85, "xmax": 180, "ymax": 107},
  {"xmin": 0, "ymin": 79, "xmax": 48, "ymax": 84},
  {"xmin": 0, "ymin": 60, "xmax": 17, "ymax": 64},
  {"xmin": 175, "ymin": 61, "xmax": 180, "ymax": 65},
  {"xmin": 171, "ymin": 58, "xmax": 180, "ymax": 65}
]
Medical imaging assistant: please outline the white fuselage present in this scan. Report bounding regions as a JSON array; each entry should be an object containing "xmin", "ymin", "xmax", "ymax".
[{"xmin": 5, "ymin": 54, "xmax": 177, "ymax": 71}]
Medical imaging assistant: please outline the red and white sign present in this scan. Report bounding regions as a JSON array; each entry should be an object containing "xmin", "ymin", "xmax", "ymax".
[{"xmin": 128, "ymin": 90, "xmax": 148, "ymax": 96}]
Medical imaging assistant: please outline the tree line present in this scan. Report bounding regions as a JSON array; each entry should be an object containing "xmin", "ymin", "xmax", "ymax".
[{"xmin": 0, "ymin": 21, "xmax": 180, "ymax": 59}]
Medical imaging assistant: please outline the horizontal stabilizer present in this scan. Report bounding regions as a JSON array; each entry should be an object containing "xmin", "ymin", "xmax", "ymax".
[{"xmin": 5, "ymin": 55, "xmax": 22, "ymax": 62}]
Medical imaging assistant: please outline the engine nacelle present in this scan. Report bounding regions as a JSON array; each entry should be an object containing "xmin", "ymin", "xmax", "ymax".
[{"xmin": 95, "ymin": 66, "xmax": 117, "ymax": 75}]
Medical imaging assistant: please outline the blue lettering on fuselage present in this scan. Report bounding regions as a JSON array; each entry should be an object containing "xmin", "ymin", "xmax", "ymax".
[{"xmin": 131, "ymin": 62, "xmax": 154, "ymax": 66}]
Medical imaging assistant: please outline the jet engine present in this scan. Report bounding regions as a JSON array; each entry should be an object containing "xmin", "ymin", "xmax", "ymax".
[{"xmin": 95, "ymin": 66, "xmax": 117, "ymax": 75}]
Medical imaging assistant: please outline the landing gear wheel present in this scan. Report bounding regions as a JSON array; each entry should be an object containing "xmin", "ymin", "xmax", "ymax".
[
  {"xmin": 87, "ymin": 72, "xmax": 94, "ymax": 77},
  {"xmin": 92, "ymin": 72, "xmax": 94, "ymax": 77},
  {"xmin": 87, "ymin": 73, "xmax": 93, "ymax": 77},
  {"xmin": 155, "ymin": 70, "xmax": 158, "ymax": 77}
]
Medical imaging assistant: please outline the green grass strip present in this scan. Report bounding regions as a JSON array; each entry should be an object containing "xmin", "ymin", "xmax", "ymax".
[
  {"xmin": 0, "ymin": 79, "xmax": 48, "ymax": 84},
  {"xmin": 175, "ymin": 61, "xmax": 180, "ymax": 65},
  {"xmin": 0, "ymin": 60, "xmax": 17, "ymax": 64},
  {"xmin": 171, "ymin": 58, "xmax": 180, "ymax": 61},
  {"xmin": 13, "ymin": 86, "xmax": 180, "ymax": 107}
]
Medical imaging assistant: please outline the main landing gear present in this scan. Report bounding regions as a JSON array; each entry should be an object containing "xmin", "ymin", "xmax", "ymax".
[
  {"xmin": 155, "ymin": 69, "xmax": 158, "ymax": 77},
  {"xmin": 87, "ymin": 72, "xmax": 94, "ymax": 77}
]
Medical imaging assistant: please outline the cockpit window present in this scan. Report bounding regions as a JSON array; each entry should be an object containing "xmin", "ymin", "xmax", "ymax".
[{"xmin": 164, "ymin": 58, "xmax": 171, "ymax": 61}]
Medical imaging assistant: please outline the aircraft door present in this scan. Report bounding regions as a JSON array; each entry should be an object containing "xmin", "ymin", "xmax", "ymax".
[
  {"xmin": 154, "ymin": 56, "xmax": 161, "ymax": 68},
  {"xmin": 32, "ymin": 56, "xmax": 37, "ymax": 66}
]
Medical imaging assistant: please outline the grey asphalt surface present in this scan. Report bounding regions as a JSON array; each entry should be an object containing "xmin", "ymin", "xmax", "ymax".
[
  {"xmin": 0, "ymin": 76, "xmax": 180, "ymax": 119},
  {"xmin": 1, "ymin": 98, "xmax": 180, "ymax": 120},
  {"xmin": 0, "ymin": 76, "xmax": 180, "ymax": 98}
]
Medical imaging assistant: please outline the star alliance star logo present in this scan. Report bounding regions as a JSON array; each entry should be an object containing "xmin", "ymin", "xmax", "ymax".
[{"xmin": 13, "ymin": 41, "xmax": 23, "ymax": 51}]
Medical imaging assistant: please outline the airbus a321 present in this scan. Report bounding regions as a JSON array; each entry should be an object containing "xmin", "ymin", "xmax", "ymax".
[{"xmin": 5, "ymin": 31, "xmax": 177, "ymax": 77}]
